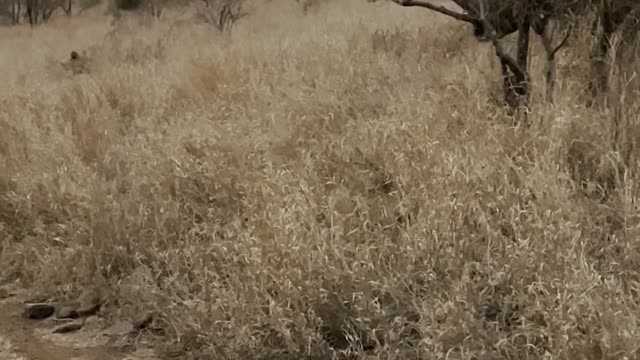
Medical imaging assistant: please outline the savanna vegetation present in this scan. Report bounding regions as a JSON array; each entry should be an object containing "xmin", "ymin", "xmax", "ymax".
[{"xmin": 1, "ymin": 0, "xmax": 640, "ymax": 359}]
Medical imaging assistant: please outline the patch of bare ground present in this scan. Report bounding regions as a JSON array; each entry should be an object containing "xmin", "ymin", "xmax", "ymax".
[{"xmin": 0, "ymin": 285, "xmax": 157, "ymax": 360}]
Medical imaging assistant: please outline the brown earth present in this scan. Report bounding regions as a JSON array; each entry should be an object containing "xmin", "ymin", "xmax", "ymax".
[{"xmin": 0, "ymin": 287, "xmax": 157, "ymax": 360}]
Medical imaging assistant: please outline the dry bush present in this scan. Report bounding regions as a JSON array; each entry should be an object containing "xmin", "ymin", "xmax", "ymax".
[
  {"xmin": 2, "ymin": 1, "xmax": 640, "ymax": 359},
  {"xmin": 294, "ymin": 0, "xmax": 330, "ymax": 15},
  {"xmin": 197, "ymin": 0, "xmax": 245, "ymax": 32}
]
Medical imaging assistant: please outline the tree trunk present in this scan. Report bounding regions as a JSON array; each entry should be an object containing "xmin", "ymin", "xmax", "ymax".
[
  {"xmin": 514, "ymin": 14, "xmax": 531, "ymax": 101},
  {"xmin": 541, "ymin": 23, "xmax": 571, "ymax": 104},
  {"xmin": 11, "ymin": 1, "xmax": 18, "ymax": 24},
  {"xmin": 219, "ymin": 4, "xmax": 229, "ymax": 32},
  {"xmin": 26, "ymin": 0, "xmax": 35, "ymax": 25},
  {"xmin": 542, "ymin": 24, "xmax": 557, "ymax": 103},
  {"xmin": 544, "ymin": 52, "xmax": 557, "ymax": 103},
  {"xmin": 500, "ymin": 59, "xmax": 516, "ymax": 109},
  {"xmin": 42, "ymin": 6, "xmax": 54, "ymax": 22},
  {"xmin": 590, "ymin": 1, "xmax": 640, "ymax": 107},
  {"xmin": 589, "ymin": 0, "xmax": 616, "ymax": 107},
  {"xmin": 151, "ymin": 0, "xmax": 162, "ymax": 19},
  {"xmin": 502, "ymin": 14, "xmax": 531, "ymax": 114}
]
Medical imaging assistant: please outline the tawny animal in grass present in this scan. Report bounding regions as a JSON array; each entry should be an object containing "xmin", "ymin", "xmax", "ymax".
[{"xmin": 61, "ymin": 50, "xmax": 90, "ymax": 75}]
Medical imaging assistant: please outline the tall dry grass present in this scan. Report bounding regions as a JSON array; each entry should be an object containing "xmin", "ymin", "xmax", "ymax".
[{"xmin": 1, "ymin": 1, "xmax": 640, "ymax": 359}]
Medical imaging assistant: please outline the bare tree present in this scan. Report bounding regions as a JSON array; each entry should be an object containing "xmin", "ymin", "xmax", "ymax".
[
  {"xmin": 61, "ymin": 0, "xmax": 71, "ymax": 15},
  {"xmin": 393, "ymin": 0, "xmax": 548, "ymax": 113},
  {"xmin": 25, "ymin": 0, "xmax": 42, "ymax": 24},
  {"xmin": 198, "ymin": 0, "xmax": 245, "ymax": 33},
  {"xmin": 479, "ymin": 0, "xmax": 532, "ymax": 113},
  {"xmin": 77, "ymin": 0, "xmax": 102, "ymax": 14},
  {"xmin": 589, "ymin": 0, "xmax": 640, "ymax": 106},
  {"xmin": 23, "ymin": 0, "xmax": 67, "ymax": 25},
  {"xmin": 540, "ymin": 21, "xmax": 572, "ymax": 103},
  {"xmin": 393, "ymin": 0, "xmax": 640, "ymax": 108},
  {"xmin": 11, "ymin": 0, "xmax": 21, "ymax": 24},
  {"xmin": 295, "ymin": 0, "xmax": 326, "ymax": 15},
  {"xmin": 391, "ymin": 0, "xmax": 602, "ymax": 109},
  {"xmin": 148, "ymin": 0, "xmax": 162, "ymax": 18},
  {"xmin": 110, "ymin": 0, "xmax": 167, "ymax": 20}
]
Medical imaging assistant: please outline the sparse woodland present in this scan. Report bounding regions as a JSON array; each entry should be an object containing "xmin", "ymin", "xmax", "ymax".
[{"xmin": 1, "ymin": 0, "xmax": 640, "ymax": 359}]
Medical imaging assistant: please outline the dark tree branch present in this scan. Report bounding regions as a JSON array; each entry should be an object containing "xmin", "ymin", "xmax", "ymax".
[
  {"xmin": 391, "ymin": 0, "xmax": 479, "ymax": 24},
  {"xmin": 475, "ymin": 12, "xmax": 525, "ymax": 80},
  {"xmin": 391, "ymin": 0, "xmax": 532, "ymax": 113},
  {"xmin": 540, "ymin": 23, "xmax": 571, "ymax": 104},
  {"xmin": 551, "ymin": 27, "xmax": 572, "ymax": 56},
  {"xmin": 476, "ymin": 0, "xmax": 529, "ymax": 113}
]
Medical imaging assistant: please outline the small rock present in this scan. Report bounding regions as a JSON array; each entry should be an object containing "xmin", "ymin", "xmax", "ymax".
[
  {"xmin": 0, "ymin": 287, "xmax": 12, "ymax": 299},
  {"xmin": 53, "ymin": 319, "xmax": 85, "ymax": 334},
  {"xmin": 132, "ymin": 312, "xmax": 154, "ymax": 331},
  {"xmin": 76, "ymin": 302, "xmax": 101, "ymax": 317},
  {"xmin": 24, "ymin": 303, "xmax": 55, "ymax": 319},
  {"xmin": 75, "ymin": 288, "xmax": 105, "ymax": 317},
  {"xmin": 84, "ymin": 315, "xmax": 102, "ymax": 326},
  {"xmin": 55, "ymin": 303, "xmax": 80, "ymax": 319}
]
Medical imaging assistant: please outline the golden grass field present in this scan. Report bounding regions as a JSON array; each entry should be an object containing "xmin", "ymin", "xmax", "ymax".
[{"xmin": 1, "ymin": 0, "xmax": 640, "ymax": 358}]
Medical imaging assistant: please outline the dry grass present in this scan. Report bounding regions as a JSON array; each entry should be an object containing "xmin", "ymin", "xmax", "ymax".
[{"xmin": 1, "ymin": 1, "xmax": 640, "ymax": 359}]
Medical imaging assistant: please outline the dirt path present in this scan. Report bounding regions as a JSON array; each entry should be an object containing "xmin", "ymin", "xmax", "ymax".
[{"xmin": 0, "ymin": 288, "xmax": 157, "ymax": 360}]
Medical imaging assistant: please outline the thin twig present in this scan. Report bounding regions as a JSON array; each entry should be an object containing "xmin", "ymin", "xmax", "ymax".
[{"xmin": 552, "ymin": 26, "xmax": 572, "ymax": 56}]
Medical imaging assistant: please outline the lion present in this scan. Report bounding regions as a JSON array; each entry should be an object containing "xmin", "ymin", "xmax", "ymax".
[{"xmin": 61, "ymin": 50, "xmax": 90, "ymax": 75}]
